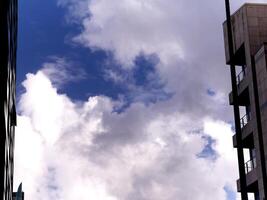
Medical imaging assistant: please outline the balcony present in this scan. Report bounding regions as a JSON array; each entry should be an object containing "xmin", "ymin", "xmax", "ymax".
[
  {"xmin": 229, "ymin": 65, "xmax": 249, "ymax": 106},
  {"xmin": 237, "ymin": 153, "xmax": 257, "ymax": 193},
  {"xmin": 240, "ymin": 112, "xmax": 251, "ymax": 129},
  {"xmin": 229, "ymin": 84, "xmax": 249, "ymax": 106},
  {"xmin": 236, "ymin": 193, "xmax": 259, "ymax": 200},
  {"xmin": 233, "ymin": 112, "xmax": 253, "ymax": 148},
  {"xmin": 237, "ymin": 166, "xmax": 258, "ymax": 192},
  {"xmin": 236, "ymin": 67, "xmax": 248, "ymax": 86},
  {"xmin": 245, "ymin": 157, "xmax": 257, "ymax": 174}
]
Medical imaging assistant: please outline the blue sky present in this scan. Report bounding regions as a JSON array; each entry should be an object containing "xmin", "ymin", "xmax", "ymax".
[
  {"xmin": 14, "ymin": 0, "xmax": 263, "ymax": 199},
  {"xmin": 17, "ymin": 0, "xmax": 121, "ymax": 100},
  {"xmin": 17, "ymin": 0, "xmax": 170, "ymax": 105}
]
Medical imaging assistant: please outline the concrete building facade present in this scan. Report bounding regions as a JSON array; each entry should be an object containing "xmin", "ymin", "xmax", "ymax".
[
  {"xmin": 0, "ymin": 0, "xmax": 18, "ymax": 199},
  {"xmin": 223, "ymin": 3, "xmax": 267, "ymax": 200}
]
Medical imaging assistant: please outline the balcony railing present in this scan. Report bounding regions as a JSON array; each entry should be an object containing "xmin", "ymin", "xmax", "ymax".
[
  {"xmin": 245, "ymin": 157, "xmax": 257, "ymax": 174},
  {"xmin": 237, "ymin": 196, "xmax": 258, "ymax": 200},
  {"xmin": 236, "ymin": 67, "xmax": 247, "ymax": 85},
  {"xmin": 240, "ymin": 112, "xmax": 251, "ymax": 129}
]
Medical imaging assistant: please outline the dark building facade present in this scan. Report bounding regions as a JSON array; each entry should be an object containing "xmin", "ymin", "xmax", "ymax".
[
  {"xmin": 0, "ymin": 0, "xmax": 18, "ymax": 200},
  {"xmin": 12, "ymin": 184, "xmax": 24, "ymax": 200},
  {"xmin": 223, "ymin": 2, "xmax": 267, "ymax": 200}
]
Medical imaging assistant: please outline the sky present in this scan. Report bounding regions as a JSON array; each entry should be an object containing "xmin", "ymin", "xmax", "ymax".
[{"xmin": 13, "ymin": 0, "xmax": 266, "ymax": 199}]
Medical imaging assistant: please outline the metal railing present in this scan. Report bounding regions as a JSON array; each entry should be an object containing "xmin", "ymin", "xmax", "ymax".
[
  {"xmin": 245, "ymin": 157, "xmax": 257, "ymax": 174},
  {"xmin": 236, "ymin": 66, "xmax": 247, "ymax": 85},
  {"xmin": 240, "ymin": 112, "xmax": 251, "ymax": 129},
  {"xmin": 237, "ymin": 197, "xmax": 257, "ymax": 200}
]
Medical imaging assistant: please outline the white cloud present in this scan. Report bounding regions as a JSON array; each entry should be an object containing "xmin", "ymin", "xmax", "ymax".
[
  {"xmin": 57, "ymin": 0, "xmax": 241, "ymax": 121},
  {"xmin": 41, "ymin": 57, "xmax": 86, "ymax": 88},
  {"xmin": 71, "ymin": 0, "xmax": 184, "ymax": 67},
  {"xmin": 14, "ymin": 69, "xmax": 238, "ymax": 200},
  {"xmin": 57, "ymin": 0, "xmax": 267, "ymax": 114},
  {"xmin": 15, "ymin": 0, "xmax": 263, "ymax": 199}
]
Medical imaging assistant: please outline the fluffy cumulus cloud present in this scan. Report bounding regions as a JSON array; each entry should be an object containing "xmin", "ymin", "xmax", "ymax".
[
  {"xmin": 57, "ymin": 0, "xmax": 267, "ymax": 114},
  {"xmin": 15, "ymin": 67, "xmax": 238, "ymax": 200},
  {"xmin": 16, "ymin": 0, "xmax": 267, "ymax": 199},
  {"xmin": 57, "ymin": 0, "xmax": 236, "ymax": 120}
]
